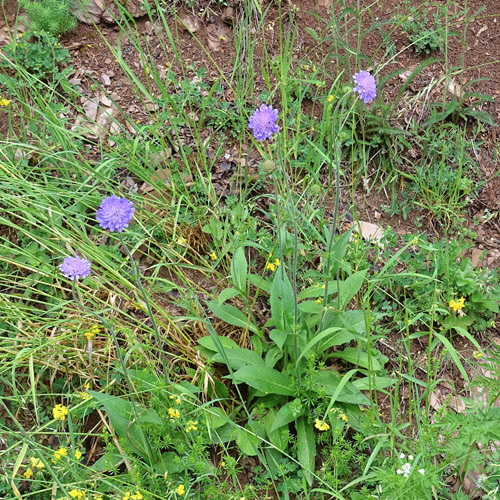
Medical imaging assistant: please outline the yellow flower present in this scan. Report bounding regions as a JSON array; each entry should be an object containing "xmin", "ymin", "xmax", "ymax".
[
  {"xmin": 53, "ymin": 447, "xmax": 68, "ymax": 462},
  {"xmin": 78, "ymin": 391, "xmax": 91, "ymax": 400},
  {"xmin": 52, "ymin": 404, "xmax": 68, "ymax": 421},
  {"xmin": 23, "ymin": 468, "xmax": 33, "ymax": 479},
  {"xmin": 177, "ymin": 484, "xmax": 186, "ymax": 496},
  {"xmin": 168, "ymin": 408, "xmax": 180, "ymax": 419},
  {"xmin": 84, "ymin": 324, "xmax": 100, "ymax": 340},
  {"xmin": 314, "ymin": 419, "xmax": 330, "ymax": 431},
  {"xmin": 328, "ymin": 95, "xmax": 334, "ymax": 103},
  {"xmin": 69, "ymin": 489, "xmax": 86, "ymax": 499},
  {"xmin": 220, "ymin": 461, "xmax": 225, "ymax": 467},
  {"xmin": 274, "ymin": 258, "xmax": 280, "ymax": 267},
  {"xmin": 176, "ymin": 397, "xmax": 181, "ymax": 405},
  {"xmin": 30, "ymin": 457, "xmax": 44, "ymax": 469},
  {"xmin": 316, "ymin": 299, "xmax": 322, "ymax": 304},
  {"xmin": 185, "ymin": 420, "xmax": 198, "ymax": 432},
  {"xmin": 340, "ymin": 413, "xmax": 348, "ymax": 422},
  {"xmin": 209, "ymin": 252, "xmax": 217, "ymax": 261},
  {"xmin": 449, "ymin": 297, "xmax": 466, "ymax": 313},
  {"xmin": 473, "ymin": 351, "xmax": 483, "ymax": 359},
  {"xmin": 75, "ymin": 450, "xmax": 83, "ymax": 460},
  {"xmin": 0, "ymin": 98, "xmax": 9, "ymax": 106},
  {"xmin": 177, "ymin": 237, "xmax": 187, "ymax": 245},
  {"xmin": 130, "ymin": 493, "xmax": 143, "ymax": 500},
  {"xmin": 266, "ymin": 262, "xmax": 276, "ymax": 272}
]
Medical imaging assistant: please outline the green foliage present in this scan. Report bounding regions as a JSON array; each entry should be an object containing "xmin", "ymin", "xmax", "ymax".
[
  {"xmin": 0, "ymin": 31, "xmax": 73, "ymax": 91},
  {"xmin": 400, "ymin": 0, "xmax": 446, "ymax": 54},
  {"xmin": 374, "ymin": 231, "xmax": 500, "ymax": 334},
  {"xmin": 18, "ymin": 0, "xmax": 78, "ymax": 37}
]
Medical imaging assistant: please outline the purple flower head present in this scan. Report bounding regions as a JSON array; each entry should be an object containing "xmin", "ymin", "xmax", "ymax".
[
  {"xmin": 96, "ymin": 195, "xmax": 135, "ymax": 233},
  {"xmin": 59, "ymin": 256, "xmax": 91, "ymax": 280},
  {"xmin": 248, "ymin": 104, "xmax": 280, "ymax": 141},
  {"xmin": 352, "ymin": 70, "xmax": 377, "ymax": 104}
]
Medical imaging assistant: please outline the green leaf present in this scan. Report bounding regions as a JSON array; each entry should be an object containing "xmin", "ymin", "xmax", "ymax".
[
  {"xmin": 205, "ymin": 407, "xmax": 229, "ymax": 430},
  {"xmin": 353, "ymin": 376, "xmax": 395, "ymax": 391},
  {"xmin": 218, "ymin": 287, "xmax": 241, "ymax": 304},
  {"xmin": 212, "ymin": 347, "xmax": 265, "ymax": 370},
  {"xmin": 296, "ymin": 415, "xmax": 315, "ymax": 486},
  {"xmin": 207, "ymin": 301, "xmax": 259, "ymax": 334},
  {"xmin": 270, "ymin": 399, "xmax": 302, "ymax": 433},
  {"xmin": 269, "ymin": 328, "xmax": 288, "ymax": 352},
  {"xmin": 231, "ymin": 246, "xmax": 247, "ymax": 292},
  {"xmin": 89, "ymin": 392, "xmax": 148, "ymax": 458},
  {"xmin": 232, "ymin": 366, "xmax": 294, "ymax": 396},
  {"xmin": 270, "ymin": 270, "xmax": 296, "ymax": 331},
  {"xmin": 265, "ymin": 408, "xmax": 287, "ymax": 451},
  {"xmin": 296, "ymin": 327, "xmax": 349, "ymax": 363},
  {"xmin": 198, "ymin": 334, "xmax": 239, "ymax": 353},
  {"xmin": 330, "ymin": 347, "xmax": 381, "ymax": 371},
  {"xmin": 337, "ymin": 270, "xmax": 367, "ymax": 310},
  {"xmin": 236, "ymin": 425, "xmax": 259, "ymax": 456},
  {"xmin": 311, "ymin": 371, "xmax": 370, "ymax": 404},
  {"xmin": 247, "ymin": 273, "xmax": 272, "ymax": 294}
]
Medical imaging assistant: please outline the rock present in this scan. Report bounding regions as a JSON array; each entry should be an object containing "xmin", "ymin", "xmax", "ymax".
[{"xmin": 74, "ymin": 0, "xmax": 145, "ymax": 25}]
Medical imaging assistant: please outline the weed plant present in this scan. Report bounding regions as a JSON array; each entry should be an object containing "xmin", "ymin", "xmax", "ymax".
[
  {"xmin": 18, "ymin": 0, "xmax": 79, "ymax": 37},
  {"xmin": 1, "ymin": 0, "xmax": 499, "ymax": 499}
]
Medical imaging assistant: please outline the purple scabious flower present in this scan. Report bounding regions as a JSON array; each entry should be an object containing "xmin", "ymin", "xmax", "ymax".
[
  {"xmin": 352, "ymin": 70, "xmax": 377, "ymax": 104},
  {"xmin": 59, "ymin": 256, "xmax": 91, "ymax": 280},
  {"xmin": 248, "ymin": 104, "xmax": 280, "ymax": 141},
  {"xmin": 96, "ymin": 195, "xmax": 135, "ymax": 233}
]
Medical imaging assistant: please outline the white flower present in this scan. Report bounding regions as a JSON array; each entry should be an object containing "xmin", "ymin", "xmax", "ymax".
[
  {"xmin": 399, "ymin": 453, "xmax": 405, "ymax": 459},
  {"xmin": 408, "ymin": 455, "xmax": 414, "ymax": 461},
  {"xmin": 397, "ymin": 463, "xmax": 412, "ymax": 478},
  {"xmin": 418, "ymin": 469, "xmax": 425, "ymax": 475}
]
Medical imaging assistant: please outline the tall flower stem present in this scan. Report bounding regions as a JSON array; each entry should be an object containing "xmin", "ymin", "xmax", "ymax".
[
  {"xmin": 71, "ymin": 281, "xmax": 154, "ymax": 465},
  {"xmin": 119, "ymin": 233, "xmax": 170, "ymax": 382}
]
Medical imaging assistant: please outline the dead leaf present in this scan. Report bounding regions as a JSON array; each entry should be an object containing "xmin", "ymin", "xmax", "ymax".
[
  {"xmin": 446, "ymin": 78, "xmax": 463, "ymax": 98},
  {"xmin": 356, "ymin": 221, "xmax": 384, "ymax": 248}
]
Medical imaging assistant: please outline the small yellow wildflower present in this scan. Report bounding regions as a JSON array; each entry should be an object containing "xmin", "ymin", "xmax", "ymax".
[
  {"xmin": 23, "ymin": 468, "xmax": 33, "ymax": 479},
  {"xmin": 176, "ymin": 397, "xmax": 181, "ymax": 405},
  {"xmin": 177, "ymin": 484, "xmax": 186, "ymax": 496},
  {"xmin": 473, "ymin": 351, "xmax": 483, "ymax": 359},
  {"xmin": 314, "ymin": 419, "xmax": 330, "ymax": 431},
  {"xmin": 84, "ymin": 324, "xmax": 100, "ymax": 340},
  {"xmin": 30, "ymin": 457, "xmax": 44, "ymax": 469},
  {"xmin": 340, "ymin": 413, "xmax": 348, "ymax": 422},
  {"xmin": 316, "ymin": 299, "xmax": 322, "ymax": 304},
  {"xmin": 0, "ymin": 98, "xmax": 9, "ymax": 106},
  {"xmin": 449, "ymin": 297, "xmax": 466, "ymax": 313},
  {"xmin": 78, "ymin": 391, "xmax": 91, "ymax": 400},
  {"xmin": 328, "ymin": 94, "xmax": 334, "ymax": 103},
  {"xmin": 52, "ymin": 404, "xmax": 68, "ymax": 421},
  {"xmin": 69, "ymin": 489, "xmax": 86, "ymax": 499},
  {"xmin": 266, "ymin": 262, "xmax": 276, "ymax": 272},
  {"xmin": 312, "ymin": 66, "xmax": 317, "ymax": 72},
  {"xmin": 168, "ymin": 408, "xmax": 180, "ymax": 419},
  {"xmin": 313, "ymin": 283, "xmax": 319, "ymax": 288},
  {"xmin": 53, "ymin": 447, "xmax": 68, "ymax": 462},
  {"xmin": 209, "ymin": 252, "xmax": 217, "ymax": 261},
  {"xmin": 177, "ymin": 237, "xmax": 187, "ymax": 245},
  {"xmin": 220, "ymin": 461, "xmax": 225, "ymax": 467},
  {"xmin": 185, "ymin": 420, "xmax": 198, "ymax": 432},
  {"xmin": 75, "ymin": 450, "xmax": 83, "ymax": 460}
]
